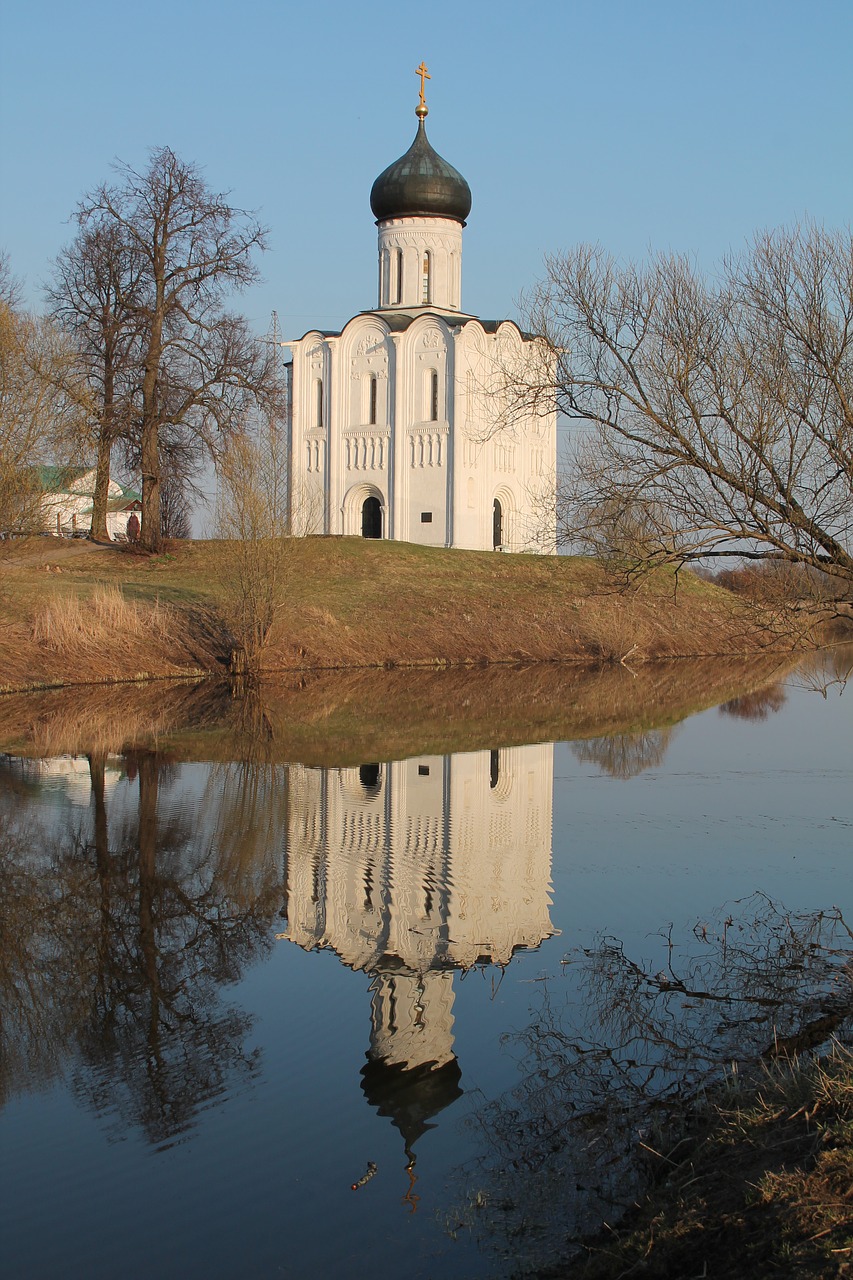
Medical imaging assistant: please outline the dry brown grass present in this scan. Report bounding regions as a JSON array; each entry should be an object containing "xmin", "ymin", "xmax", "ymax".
[
  {"xmin": 562, "ymin": 1043, "xmax": 853, "ymax": 1280},
  {"xmin": 0, "ymin": 536, "xmax": 811, "ymax": 692},
  {"xmin": 31, "ymin": 585, "xmax": 171, "ymax": 657}
]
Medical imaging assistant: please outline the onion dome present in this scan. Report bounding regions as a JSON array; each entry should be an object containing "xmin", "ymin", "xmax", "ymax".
[{"xmin": 370, "ymin": 103, "xmax": 472, "ymax": 225}]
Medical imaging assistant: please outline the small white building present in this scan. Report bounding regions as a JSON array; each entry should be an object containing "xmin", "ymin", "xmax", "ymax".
[
  {"xmin": 37, "ymin": 466, "xmax": 141, "ymax": 540},
  {"xmin": 286, "ymin": 74, "xmax": 556, "ymax": 552}
]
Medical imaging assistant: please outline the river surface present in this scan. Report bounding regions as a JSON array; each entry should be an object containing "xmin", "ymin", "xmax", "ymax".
[{"xmin": 1, "ymin": 653, "xmax": 850, "ymax": 1278}]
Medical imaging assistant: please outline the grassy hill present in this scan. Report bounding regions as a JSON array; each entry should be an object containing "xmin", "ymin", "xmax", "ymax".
[{"xmin": 0, "ymin": 535, "xmax": 805, "ymax": 693}]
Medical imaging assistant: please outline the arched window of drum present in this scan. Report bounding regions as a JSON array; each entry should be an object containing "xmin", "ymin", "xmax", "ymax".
[
  {"xmin": 430, "ymin": 369, "xmax": 439, "ymax": 422},
  {"xmin": 422, "ymin": 251, "xmax": 431, "ymax": 304},
  {"xmin": 369, "ymin": 374, "xmax": 378, "ymax": 425},
  {"xmin": 315, "ymin": 378, "xmax": 324, "ymax": 429},
  {"xmin": 395, "ymin": 249, "xmax": 403, "ymax": 304}
]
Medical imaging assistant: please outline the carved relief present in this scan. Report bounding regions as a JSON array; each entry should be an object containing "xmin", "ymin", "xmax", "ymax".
[
  {"xmin": 306, "ymin": 438, "xmax": 325, "ymax": 475},
  {"xmin": 409, "ymin": 428, "xmax": 445, "ymax": 468},
  {"xmin": 494, "ymin": 439, "xmax": 515, "ymax": 473},
  {"xmin": 356, "ymin": 333, "xmax": 383, "ymax": 357},
  {"xmin": 344, "ymin": 432, "xmax": 387, "ymax": 472}
]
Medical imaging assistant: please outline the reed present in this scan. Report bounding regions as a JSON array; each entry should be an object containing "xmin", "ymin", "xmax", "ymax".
[{"xmin": 31, "ymin": 585, "xmax": 170, "ymax": 657}]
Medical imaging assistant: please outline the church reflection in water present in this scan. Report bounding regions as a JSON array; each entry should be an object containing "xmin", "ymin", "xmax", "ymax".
[{"xmin": 279, "ymin": 744, "xmax": 555, "ymax": 1167}]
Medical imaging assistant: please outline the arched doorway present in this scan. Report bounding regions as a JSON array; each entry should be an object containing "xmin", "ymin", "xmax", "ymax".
[
  {"xmin": 492, "ymin": 498, "xmax": 503, "ymax": 550},
  {"xmin": 362, "ymin": 496, "xmax": 382, "ymax": 539}
]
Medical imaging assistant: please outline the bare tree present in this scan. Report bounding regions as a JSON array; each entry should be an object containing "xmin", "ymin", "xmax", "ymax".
[
  {"xmin": 47, "ymin": 220, "xmax": 143, "ymax": 541},
  {"xmin": 520, "ymin": 225, "xmax": 853, "ymax": 595},
  {"xmin": 158, "ymin": 466, "xmax": 193, "ymax": 540},
  {"xmin": 78, "ymin": 148, "xmax": 274, "ymax": 551}
]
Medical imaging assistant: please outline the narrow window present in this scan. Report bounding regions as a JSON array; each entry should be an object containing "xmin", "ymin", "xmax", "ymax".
[
  {"xmin": 396, "ymin": 248, "xmax": 403, "ymax": 304},
  {"xmin": 430, "ymin": 369, "xmax": 439, "ymax": 422},
  {"xmin": 490, "ymin": 749, "xmax": 500, "ymax": 790},
  {"xmin": 315, "ymin": 378, "xmax": 324, "ymax": 429},
  {"xmin": 422, "ymin": 251, "xmax": 431, "ymax": 304},
  {"xmin": 493, "ymin": 497, "xmax": 503, "ymax": 550},
  {"xmin": 369, "ymin": 375, "xmax": 378, "ymax": 425}
]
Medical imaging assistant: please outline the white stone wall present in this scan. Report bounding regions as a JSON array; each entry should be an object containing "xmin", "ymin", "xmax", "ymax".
[
  {"xmin": 453, "ymin": 321, "xmax": 557, "ymax": 553},
  {"xmin": 377, "ymin": 217, "xmax": 463, "ymax": 311},
  {"xmin": 287, "ymin": 311, "xmax": 556, "ymax": 551}
]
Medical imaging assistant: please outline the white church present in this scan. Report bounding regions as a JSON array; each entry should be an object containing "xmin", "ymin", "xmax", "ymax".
[{"xmin": 285, "ymin": 67, "xmax": 556, "ymax": 552}]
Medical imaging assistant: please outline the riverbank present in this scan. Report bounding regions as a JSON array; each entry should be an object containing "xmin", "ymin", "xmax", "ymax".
[
  {"xmin": 558, "ymin": 1043, "xmax": 853, "ymax": 1279},
  {"xmin": 0, "ymin": 536, "xmax": 813, "ymax": 694}
]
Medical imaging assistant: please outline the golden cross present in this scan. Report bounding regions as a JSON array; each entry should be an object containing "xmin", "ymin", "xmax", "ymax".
[{"xmin": 415, "ymin": 61, "xmax": 431, "ymax": 108}]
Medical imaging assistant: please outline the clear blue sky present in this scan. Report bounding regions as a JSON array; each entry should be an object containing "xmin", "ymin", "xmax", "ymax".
[{"xmin": 2, "ymin": 0, "xmax": 851, "ymax": 338}]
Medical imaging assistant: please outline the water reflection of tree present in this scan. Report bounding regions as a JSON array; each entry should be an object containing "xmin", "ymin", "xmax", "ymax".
[
  {"xmin": 0, "ymin": 752, "xmax": 283, "ymax": 1145},
  {"xmin": 448, "ymin": 895, "xmax": 853, "ymax": 1274},
  {"xmin": 0, "ymin": 814, "xmax": 91, "ymax": 1106},
  {"xmin": 793, "ymin": 644, "xmax": 853, "ymax": 699},
  {"xmin": 719, "ymin": 683, "xmax": 787, "ymax": 720},
  {"xmin": 571, "ymin": 727, "xmax": 674, "ymax": 778},
  {"xmin": 199, "ymin": 761, "xmax": 290, "ymax": 905}
]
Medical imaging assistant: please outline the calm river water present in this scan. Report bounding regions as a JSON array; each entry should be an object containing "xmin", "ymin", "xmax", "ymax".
[{"xmin": 1, "ymin": 653, "xmax": 850, "ymax": 1278}]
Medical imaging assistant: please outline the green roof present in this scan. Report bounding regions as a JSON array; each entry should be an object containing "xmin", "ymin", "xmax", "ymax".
[
  {"xmin": 33, "ymin": 466, "xmax": 141, "ymax": 504},
  {"xmin": 34, "ymin": 465, "xmax": 91, "ymax": 493}
]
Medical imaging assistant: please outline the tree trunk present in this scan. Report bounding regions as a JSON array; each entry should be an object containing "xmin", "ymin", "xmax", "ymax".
[
  {"xmin": 139, "ymin": 270, "xmax": 164, "ymax": 552},
  {"xmin": 90, "ymin": 424, "xmax": 112, "ymax": 542},
  {"xmin": 140, "ymin": 416, "xmax": 160, "ymax": 551}
]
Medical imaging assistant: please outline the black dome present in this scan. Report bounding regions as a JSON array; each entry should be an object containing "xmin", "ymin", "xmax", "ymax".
[{"xmin": 370, "ymin": 117, "xmax": 472, "ymax": 224}]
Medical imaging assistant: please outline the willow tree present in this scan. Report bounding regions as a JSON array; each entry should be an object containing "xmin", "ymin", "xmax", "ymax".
[
  {"xmin": 519, "ymin": 224, "xmax": 853, "ymax": 596},
  {"xmin": 77, "ymin": 148, "xmax": 274, "ymax": 551}
]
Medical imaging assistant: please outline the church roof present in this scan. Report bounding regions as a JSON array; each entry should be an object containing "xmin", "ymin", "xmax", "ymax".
[
  {"xmin": 296, "ymin": 313, "xmax": 538, "ymax": 343},
  {"xmin": 370, "ymin": 112, "xmax": 472, "ymax": 225}
]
